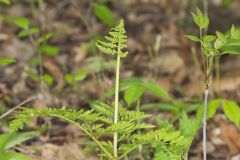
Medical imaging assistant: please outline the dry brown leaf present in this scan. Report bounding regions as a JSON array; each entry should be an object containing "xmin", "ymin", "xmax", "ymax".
[
  {"xmin": 73, "ymin": 45, "xmax": 87, "ymax": 64},
  {"xmin": 220, "ymin": 120, "xmax": 240, "ymax": 154}
]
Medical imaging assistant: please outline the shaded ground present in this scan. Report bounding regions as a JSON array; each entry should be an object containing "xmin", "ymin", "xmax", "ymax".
[{"xmin": 0, "ymin": 0, "xmax": 240, "ymax": 159}]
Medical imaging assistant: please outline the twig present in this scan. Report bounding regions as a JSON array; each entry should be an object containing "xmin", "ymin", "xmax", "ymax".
[{"xmin": 0, "ymin": 95, "xmax": 37, "ymax": 120}]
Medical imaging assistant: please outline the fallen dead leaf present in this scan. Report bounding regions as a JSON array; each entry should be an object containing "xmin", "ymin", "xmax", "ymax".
[{"xmin": 220, "ymin": 120, "xmax": 240, "ymax": 154}]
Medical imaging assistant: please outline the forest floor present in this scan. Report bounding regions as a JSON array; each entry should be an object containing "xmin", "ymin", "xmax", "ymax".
[{"xmin": 0, "ymin": 0, "xmax": 240, "ymax": 160}]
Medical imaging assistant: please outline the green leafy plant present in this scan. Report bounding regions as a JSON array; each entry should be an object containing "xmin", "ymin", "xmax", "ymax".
[
  {"xmin": 64, "ymin": 70, "xmax": 88, "ymax": 86},
  {"xmin": 186, "ymin": 8, "xmax": 240, "ymax": 160},
  {"xmin": 105, "ymin": 79, "xmax": 172, "ymax": 107},
  {"xmin": 10, "ymin": 20, "xmax": 191, "ymax": 160},
  {"xmin": 105, "ymin": 78, "xmax": 201, "ymax": 121},
  {"xmin": 93, "ymin": 2, "xmax": 115, "ymax": 26},
  {"xmin": 25, "ymin": 70, "xmax": 54, "ymax": 87},
  {"xmin": 197, "ymin": 99, "xmax": 240, "ymax": 126},
  {"xmin": 96, "ymin": 19, "xmax": 128, "ymax": 157},
  {"xmin": 0, "ymin": 58, "xmax": 15, "ymax": 65},
  {"xmin": 3, "ymin": 14, "xmax": 59, "ymax": 93},
  {"xmin": 0, "ymin": 131, "xmax": 39, "ymax": 160},
  {"xmin": 0, "ymin": 0, "xmax": 11, "ymax": 5},
  {"xmin": 154, "ymin": 112, "xmax": 200, "ymax": 160}
]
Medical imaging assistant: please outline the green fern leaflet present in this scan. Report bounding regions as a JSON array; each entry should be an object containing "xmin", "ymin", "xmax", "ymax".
[{"xmin": 96, "ymin": 19, "xmax": 128, "ymax": 58}]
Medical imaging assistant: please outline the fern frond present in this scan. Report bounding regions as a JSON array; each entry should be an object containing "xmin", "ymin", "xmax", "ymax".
[
  {"xmin": 119, "ymin": 143, "xmax": 138, "ymax": 154},
  {"xmin": 179, "ymin": 112, "xmax": 200, "ymax": 139},
  {"xmin": 119, "ymin": 107, "xmax": 151, "ymax": 122},
  {"xmin": 96, "ymin": 43, "xmax": 116, "ymax": 55},
  {"xmin": 96, "ymin": 121, "xmax": 135, "ymax": 135},
  {"xmin": 96, "ymin": 19, "xmax": 128, "ymax": 58},
  {"xmin": 10, "ymin": 108, "xmax": 103, "ymax": 131},
  {"xmin": 90, "ymin": 101, "xmax": 113, "ymax": 118}
]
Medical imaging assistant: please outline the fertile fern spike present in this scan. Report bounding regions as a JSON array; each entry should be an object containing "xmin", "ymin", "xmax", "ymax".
[{"xmin": 96, "ymin": 19, "xmax": 128, "ymax": 58}]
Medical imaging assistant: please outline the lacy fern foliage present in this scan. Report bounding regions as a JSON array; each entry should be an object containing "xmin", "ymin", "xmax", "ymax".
[
  {"xmin": 9, "ymin": 102, "xmax": 191, "ymax": 160},
  {"xmin": 96, "ymin": 19, "xmax": 128, "ymax": 58},
  {"xmin": 9, "ymin": 20, "xmax": 192, "ymax": 160}
]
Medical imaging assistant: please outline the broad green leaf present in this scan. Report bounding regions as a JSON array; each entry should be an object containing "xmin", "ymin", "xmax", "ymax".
[
  {"xmin": 225, "ymin": 40, "xmax": 240, "ymax": 46},
  {"xmin": 196, "ymin": 99, "xmax": 222, "ymax": 121},
  {"xmin": 74, "ymin": 70, "xmax": 87, "ymax": 82},
  {"xmin": 37, "ymin": 32, "xmax": 54, "ymax": 44},
  {"xmin": 18, "ymin": 27, "xmax": 39, "ymax": 37},
  {"xmin": 64, "ymin": 74, "xmax": 74, "ymax": 85},
  {"xmin": 43, "ymin": 74, "xmax": 53, "ymax": 86},
  {"xmin": 104, "ymin": 79, "xmax": 141, "ymax": 98},
  {"xmin": 230, "ymin": 25, "xmax": 240, "ymax": 39},
  {"xmin": 141, "ymin": 103, "xmax": 177, "ymax": 112},
  {"xmin": 0, "ymin": 0, "xmax": 11, "ymax": 5},
  {"xmin": 223, "ymin": 100, "xmax": 240, "ymax": 126},
  {"xmin": 216, "ymin": 31, "xmax": 227, "ymax": 42},
  {"xmin": 203, "ymin": 35, "xmax": 216, "ymax": 42},
  {"xmin": 37, "ymin": 45, "xmax": 60, "ymax": 56},
  {"xmin": 142, "ymin": 82, "xmax": 172, "ymax": 101},
  {"xmin": 214, "ymin": 38, "xmax": 226, "ymax": 49},
  {"xmin": 221, "ymin": 45, "xmax": 240, "ymax": 54},
  {"xmin": 124, "ymin": 84, "xmax": 144, "ymax": 106},
  {"xmin": 207, "ymin": 99, "xmax": 222, "ymax": 118},
  {"xmin": 0, "ymin": 151, "xmax": 32, "ymax": 160},
  {"xmin": 185, "ymin": 35, "xmax": 200, "ymax": 42},
  {"xmin": 0, "ymin": 58, "xmax": 15, "ymax": 65},
  {"xmin": 192, "ymin": 8, "xmax": 209, "ymax": 29},
  {"xmin": 93, "ymin": 3, "xmax": 114, "ymax": 26},
  {"xmin": 13, "ymin": 17, "xmax": 29, "ymax": 29},
  {"xmin": 0, "ymin": 131, "xmax": 39, "ymax": 150},
  {"xmin": 202, "ymin": 17, "xmax": 209, "ymax": 29}
]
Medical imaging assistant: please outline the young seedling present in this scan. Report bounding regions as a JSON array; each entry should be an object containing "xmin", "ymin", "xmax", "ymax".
[{"xmin": 186, "ymin": 8, "xmax": 240, "ymax": 160}]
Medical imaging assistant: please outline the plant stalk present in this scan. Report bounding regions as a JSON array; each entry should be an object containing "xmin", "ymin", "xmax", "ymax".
[
  {"xmin": 29, "ymin": 33, "xmax": 44, "ymax": 94},
  {"xmin": 136, "ymin": 100, "xmax": 143, "ymax": 160},
  {"xmin": 203, "ymin": 89, "xmax": 209, "ymax": 160},
  {"xmin": 114, "ymin": 53, "xmax": 121, "ymax": 158}
]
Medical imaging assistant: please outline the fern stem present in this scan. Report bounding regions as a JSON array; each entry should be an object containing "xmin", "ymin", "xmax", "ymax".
[
  {"xmin": 114, "ymin": 53, "xmax": 121, "ymax": 158},
  {"xmin": 136, "ymin": 100, "xmax": 143, "ymax": 160},
  {"xmin": 203, "ymin": 89, "xmax": 209, "ymax": 160}
]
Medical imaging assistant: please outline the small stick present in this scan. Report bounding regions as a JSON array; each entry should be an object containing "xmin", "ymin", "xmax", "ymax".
[{"xmin": 0, "ymin": 95, "xmax": 37, "ymax": 120}]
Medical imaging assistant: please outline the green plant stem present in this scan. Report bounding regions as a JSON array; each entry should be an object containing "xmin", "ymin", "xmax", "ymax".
[
  {"xmin": 203, "ymin": 89, "xmax": 209, "ymax": 160},
  {"xmin": 29, "ymin": 33, "xmax": 44, "ymax": 94},
  {"xmin": 215, "ymin": 56, "xmax": 221, "ymax": 97},
  {"xmin": 136, "ymin": 100, "xmax": 144, "ymax": 160},
  {"xmin": 200, "ymin": 29, "xmax": 206, "ymax": 75},
  {"xmin": 114, "ymin": 53, "xmax": 121, "ymax": 158}
]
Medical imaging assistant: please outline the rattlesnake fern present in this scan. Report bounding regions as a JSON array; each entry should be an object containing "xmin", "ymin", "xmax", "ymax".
[{"xmin": 10, "ymin": 20, "xmax": 191, "ymax": 160}]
